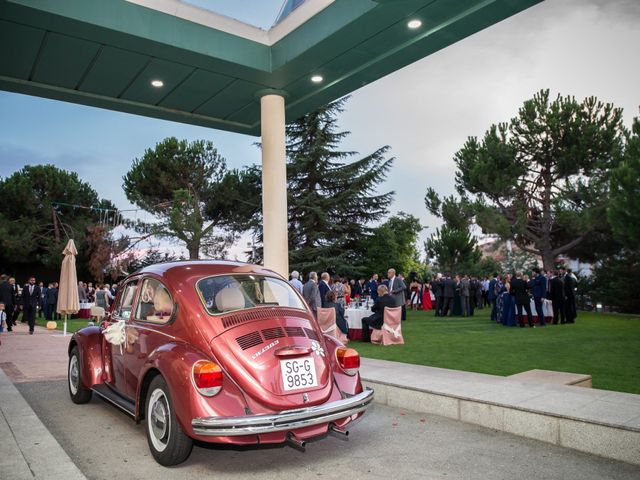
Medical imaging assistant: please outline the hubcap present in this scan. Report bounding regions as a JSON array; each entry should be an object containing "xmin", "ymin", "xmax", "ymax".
[
  {"xmin": 69, "ymin": 355, "xmax": 79, "ymax": 395},
  {"xmin": 148, "ymin": 388, "xmax": 170, "ymax": 452}
]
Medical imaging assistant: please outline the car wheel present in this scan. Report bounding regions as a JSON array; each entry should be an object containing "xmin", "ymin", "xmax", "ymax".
[
  {"xmin": 68, "ymin": 346, "xmax": 92, "ymax": 404},
  {"xmin": 145, "ymin": 375, "xmax": 193, "ymax": 466}
]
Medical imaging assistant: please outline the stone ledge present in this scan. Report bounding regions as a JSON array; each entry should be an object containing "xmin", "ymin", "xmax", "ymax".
[
  {"xmin": 361, "ymin": 358, "xmax": 640, "ymax": 466},
  {"xmin": 508, "ymin": 369, "xmax": 592, "ymax": 388}
]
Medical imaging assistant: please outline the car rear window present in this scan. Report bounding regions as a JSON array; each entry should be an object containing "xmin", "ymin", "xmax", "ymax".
[{"xmin": 196, "ymin": 275, "xmax": 306, "ymax": 315}]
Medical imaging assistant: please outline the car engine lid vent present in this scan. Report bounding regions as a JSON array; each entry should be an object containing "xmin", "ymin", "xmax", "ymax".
[
  {"xmin": 284, "ymin": 326, "xmax": 305, "ymax": 337},
  {"xmin": 223, "ymin": 307, "xmax": 307, "ymax": 329},
  {"xmin": 236, "ymin": 331, "xmax": 263, "ymax": 350},
  {"xmin": 304, "ymin": 327, "xmax": 319, "ymax": 341},
  {"xmin": 262, "ymin": 327, "xmax": 285, "ymax": 340}
]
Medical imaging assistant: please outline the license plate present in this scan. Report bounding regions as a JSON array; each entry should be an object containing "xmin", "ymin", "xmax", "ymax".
[{"xmin": 280, "ymin": 357, "xmax": 318, "ymax": 391}]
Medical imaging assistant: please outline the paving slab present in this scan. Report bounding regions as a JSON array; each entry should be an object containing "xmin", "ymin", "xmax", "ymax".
[{"xmin": 508, "ymin": 369, "xmax": 592, "ymax": 387}]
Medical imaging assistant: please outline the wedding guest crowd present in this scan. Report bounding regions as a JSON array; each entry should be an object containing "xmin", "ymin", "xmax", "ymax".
[{"xmin": 0, "ymin": 275, "xmax": 120, "ymax": 334}]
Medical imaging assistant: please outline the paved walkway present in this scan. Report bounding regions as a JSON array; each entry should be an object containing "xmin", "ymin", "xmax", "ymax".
[
  {"xmin": 0, "ymin": 321, "xmax": 70, "ymax": 383},
  {"xmin": 0, "ymin": 322, "xmax": 85, "ymax": 479}
]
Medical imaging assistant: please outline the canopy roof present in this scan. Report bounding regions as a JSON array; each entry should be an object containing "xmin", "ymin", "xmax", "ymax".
[{"xmin": 0, "ymin": 0, "xmax": 542, "ymax": 136}]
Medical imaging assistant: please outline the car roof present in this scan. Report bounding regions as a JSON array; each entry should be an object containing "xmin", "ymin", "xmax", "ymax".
[{"xmin": 134, "ymin": 260, "xmax": 282, "ymax": 280}]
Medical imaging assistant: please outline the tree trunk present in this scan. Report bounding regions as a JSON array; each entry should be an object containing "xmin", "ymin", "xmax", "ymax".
[
  {"xmin": 542, "ymin": 249, "xmax": 555, "ymax": 272},
  {"xmin": 187, "ymin": 240, "xmax": 200, "ymax": 260}
]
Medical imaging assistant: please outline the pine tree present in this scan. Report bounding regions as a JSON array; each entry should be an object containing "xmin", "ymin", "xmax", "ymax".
[{"xmin": 286, "ymin": 97, "xmax": 394, "ymax": 275}]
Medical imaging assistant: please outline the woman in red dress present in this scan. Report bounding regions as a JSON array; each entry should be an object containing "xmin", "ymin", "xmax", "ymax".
[{"xmin": 422, "ymin": 280, "xmax": 433, "ymax": 311}]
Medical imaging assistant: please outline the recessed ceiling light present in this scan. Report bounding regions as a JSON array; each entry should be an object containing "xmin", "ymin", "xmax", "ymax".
[
  {"xmin": 151, "ymin": 79, "xmax": 164, "ymax": 88},
  {"xmin": 407, "ymin": 19, "xmax": 422, "ymax": 29},
  {"xmin": 311, "ymin": 75, "xmax": 323, "ymax": 83}
]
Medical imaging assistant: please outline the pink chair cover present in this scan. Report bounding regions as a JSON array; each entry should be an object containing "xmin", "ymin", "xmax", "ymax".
[
  {"xmin": 316, "ymin": 307, "xmax": 348, "ymax": 344},
  {"xmin": 371, "ymin": 306, "xmax": 404, "ymax": 346}
]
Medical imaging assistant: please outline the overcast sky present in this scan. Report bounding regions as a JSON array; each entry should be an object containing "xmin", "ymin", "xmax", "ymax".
[{"xmin": 0, "ymin": 0, "xmax": 638, "ymax": 261}]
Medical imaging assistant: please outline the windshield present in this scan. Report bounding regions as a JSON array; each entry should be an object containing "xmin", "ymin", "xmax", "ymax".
[{"xmin": 196, "ymin": 275, "xmax": 306, "ymax": 315}]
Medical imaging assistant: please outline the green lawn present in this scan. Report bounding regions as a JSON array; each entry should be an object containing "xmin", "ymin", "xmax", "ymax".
[
  {"xmin": 35, "ymin": 316, "xmax": 91, "ymax": 333},
  {"xmin": 353, "ymin": 309, "xmax": 640, "ymax": 394},
  {"xmin": 29, "ymin": 309, "xmax": 640, "ymax": 394}
]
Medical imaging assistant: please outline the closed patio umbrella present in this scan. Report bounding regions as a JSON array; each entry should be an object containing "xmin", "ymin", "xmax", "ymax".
[{"xmin": 57, "ymin": 239, "xmax": 80, "ymax": 336}]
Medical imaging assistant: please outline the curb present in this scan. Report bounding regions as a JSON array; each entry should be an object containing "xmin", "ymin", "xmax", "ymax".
[{"xmin": 0, "ymin": 368, "xmax": 86, "ymax": 479}]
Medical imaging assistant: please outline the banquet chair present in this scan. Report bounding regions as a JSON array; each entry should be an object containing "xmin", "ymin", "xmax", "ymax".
[
  {"xmin": 316, "ymin": 307, "xmax": 348, "ymax": 344},
  {"xmin": 371, "ymin": 306, "xmax": 404, "ymax": 346},
  {"xmin": 91, "ymin": 306, "xmax": 105, "ymax": 325}
]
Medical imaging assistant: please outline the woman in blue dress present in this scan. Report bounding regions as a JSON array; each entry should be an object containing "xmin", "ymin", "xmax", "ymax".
[{"xmin": 500, "ymin": 282, "xmax": 516, "ymax": 327}]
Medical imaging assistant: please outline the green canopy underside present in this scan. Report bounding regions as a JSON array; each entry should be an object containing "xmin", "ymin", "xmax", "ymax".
[{"xmin": 0, "ymin": 0, "xmax": 542, "ymax": 136}]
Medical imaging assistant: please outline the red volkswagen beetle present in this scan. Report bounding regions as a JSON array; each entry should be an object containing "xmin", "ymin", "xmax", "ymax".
[{"xmin": 67, "ymin": 261, "xmax": 373, "ymax": 466}]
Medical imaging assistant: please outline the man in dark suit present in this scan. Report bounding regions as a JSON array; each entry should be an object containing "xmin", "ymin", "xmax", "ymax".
[
  {"xmin": 365, "ymin": 274, "xmax": 379, "ymax": 301},
  {"xmin": 0, "ymin": 275, "xmax": 14, "ymax": 331},
  {"xmin": 432, "ymin": 274, "xmax": 443, "ymax": 316},
  {"xmin": 22, "ymin": 276, "xmax": 41, "ymax": 334},
  {"xmin": 9, "ymin": 277, "xmax": 20, "ymax": 326},
  {"xmin": 441, "ymin": 274, "xmax": 455, "ymax": 317},
  {"xmin": 549, "ymin": 271, "xmax": 565, "ymax": 325},
  {"xmin": 564, "ymin": 269, "xmax": 577, "ymax": 323},
  {"xmin": 362, "ymin": 285, "xmax": 395, "ymax": 342},
  {"xmin": 531, "ymin": 268, "xmax": 548, "ymax": 326},
  {"xmin": 488, "ymin": 273, "xmax": 499, "ymax": 321},
  {"xmin": 510, "ymin": 272, "xmax": 533, "ymax": 327},
  {"xmin": 318, "ymin": 272, "xmax": 331, "ymax": 307}
]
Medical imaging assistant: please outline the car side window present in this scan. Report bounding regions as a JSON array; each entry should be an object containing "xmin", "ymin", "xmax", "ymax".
[
  {"xmin": 135, "ymin": 278, "xmax": 175, "ymax": 325},
  {"xmin": 114, "ymin": 280, "xmax": 138, "ymax": 320}
]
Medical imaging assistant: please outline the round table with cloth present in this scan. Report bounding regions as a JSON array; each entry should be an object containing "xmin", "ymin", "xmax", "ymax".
[
  {"xmin": 344, "ymin": 307, "xmax": 372, "ymax": 341},
  {"xmin": 78, "ymin": 302, "xmax": 95, "ymax": 319}
]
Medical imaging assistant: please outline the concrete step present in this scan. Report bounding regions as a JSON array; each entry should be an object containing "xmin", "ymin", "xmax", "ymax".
[
  {"xmin": 360, "ymin": 358, "xmax": 640, "ymax": 466},
  {"xmin": 508, "ymin": 369, "xmax": 592, "ymax": 387}
]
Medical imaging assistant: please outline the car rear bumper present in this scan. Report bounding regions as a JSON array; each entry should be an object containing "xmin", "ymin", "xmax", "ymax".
[{"xmin": 191, "ymin": 388, "xmax": 374, "ymax": 436}]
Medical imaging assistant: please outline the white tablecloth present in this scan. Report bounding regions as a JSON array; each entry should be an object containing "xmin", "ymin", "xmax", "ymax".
[
  {"xmin": 344, "ymin": 308, "xmax": 371, "ymax": 329},
  {"xmin": 79, "ymin": 302, "xmax": 95, "ymax": 310}
]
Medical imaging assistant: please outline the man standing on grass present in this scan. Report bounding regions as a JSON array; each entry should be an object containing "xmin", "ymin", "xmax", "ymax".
[
  {"xmin": 366, "ymin": 274, "xmax": 379, "ymax": 302},
  {"xmin": 22, "ymin": 276, "xmax": 41, "ymax": 335},
  {"xmin": 510, "ymin": 272, "xmax": 533, "ymax": 328},
  {"xmin": 433, "ymin": 273, "xmax": 444, "ymax": 316},
  {"xmin": 488, "ymin": 273, "xmax": 499, "ymax": 322},
  {"xmin": 387, "ymin": 268, "xmax": 407, "ymax": 321},
  {"xmin": 564, "ymin": 268, "xmax": 577, "ymax": 323},
  {"xmin": 531, "ymin": 268, "xmax": 547, "ymax": 326},
  {"xmin": 550, "ymin": 271, "xmax": 565, "ymax": 325},
  {"xmin": 441, "ymin": 273, "xmax": 455, "ymax": 317}
]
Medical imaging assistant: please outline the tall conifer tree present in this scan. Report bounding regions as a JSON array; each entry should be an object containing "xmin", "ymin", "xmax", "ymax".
[{"xmin": 285, "ymin": 97, "xmax": 394, "ymax": 275}]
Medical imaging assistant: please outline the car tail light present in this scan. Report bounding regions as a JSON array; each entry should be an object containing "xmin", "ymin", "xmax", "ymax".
[
  {"xmin": 192, "ymin": 360, "xmax": 223, "ymax": 397},
  {"xmin": 335, "ymin": 347, "xmax": 360, "ymax": 376}
]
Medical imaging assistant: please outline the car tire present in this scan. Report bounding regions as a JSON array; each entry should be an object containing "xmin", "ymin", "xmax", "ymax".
[
  {"xmin": 68, "ymin": 346, "xmax": 92, "ymax": 404},
  {"xmin": 145, "ymin": 375, "xmax": 193, "ymax": 466}
]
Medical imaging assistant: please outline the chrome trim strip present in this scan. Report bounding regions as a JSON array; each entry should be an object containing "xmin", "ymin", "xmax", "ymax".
[{"xmin": 191, "ymin": 388, "xmax": 374, "ymax": 436}]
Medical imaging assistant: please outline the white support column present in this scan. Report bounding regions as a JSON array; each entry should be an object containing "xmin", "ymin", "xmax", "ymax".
[{"xmin": 259, "ymin": 93, "xmax": 288, "ymax": 277}]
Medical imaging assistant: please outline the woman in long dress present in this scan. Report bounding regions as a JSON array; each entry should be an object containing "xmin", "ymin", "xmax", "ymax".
[
  {"xmin": 422, "ymin": 280, "xmax": 433, "ymax": 311},
  {"xmin": 409, "ymin": 279, "xmax": 422, "ymax": 311},
  {"xmin": 500, "ymin": 282, "xmax": 516, "ymax": 327}
]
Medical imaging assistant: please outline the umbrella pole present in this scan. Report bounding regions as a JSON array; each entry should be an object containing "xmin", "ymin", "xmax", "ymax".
[{"xmin": 64, "ymin": 314, "xmax": 67, "ymax": 337}]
